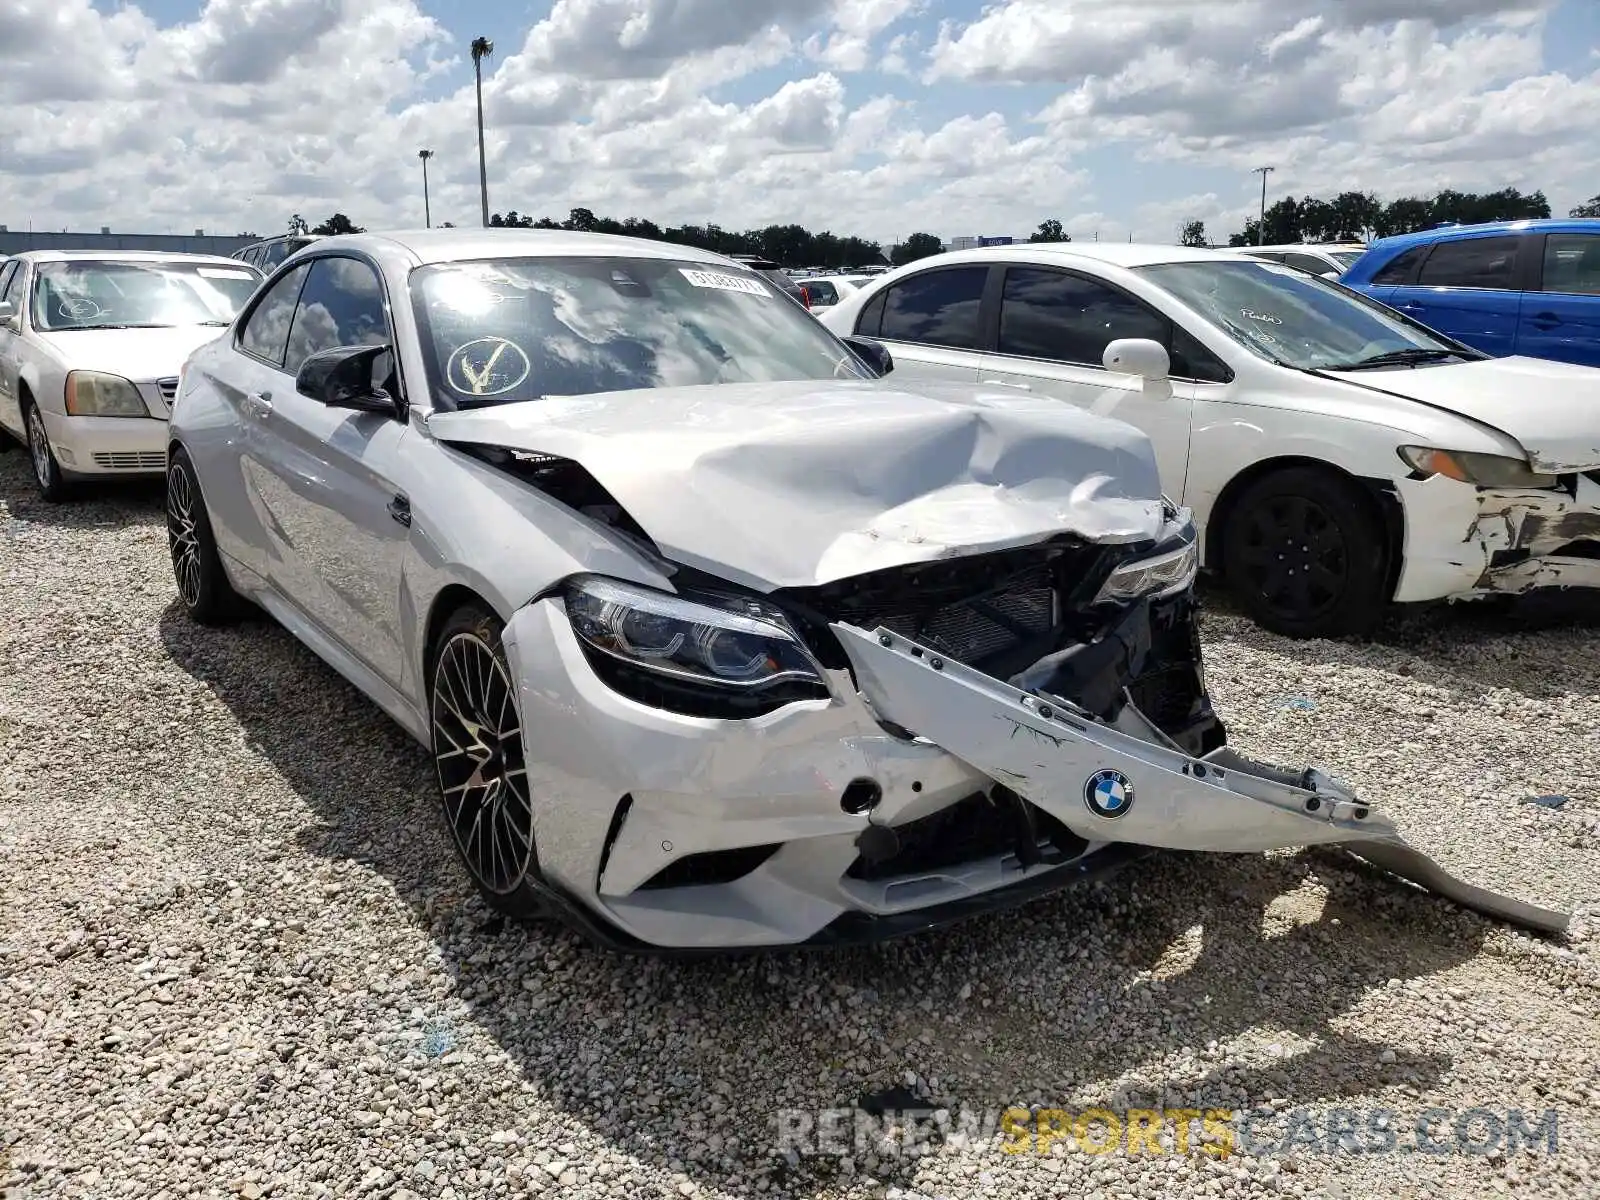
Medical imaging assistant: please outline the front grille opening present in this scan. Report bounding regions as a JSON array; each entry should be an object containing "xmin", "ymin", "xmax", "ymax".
[
  {"xmin": 637, "ymin": 843, "xmax": 781, "ymax": 891},
  {"xmin": 156, "ymin": 377, "xmax": 179, "ymax": 401},
  {"xmin": 776, "ymin": 542, "xmax": 1113, "ymax": 676},
  {"xmin": 91, "ymin": 451, "xmax": 166, "ymax": 470},
  {"xmin": 846, "ymin": 790, "xmax": 1089, "ymax": 882}
]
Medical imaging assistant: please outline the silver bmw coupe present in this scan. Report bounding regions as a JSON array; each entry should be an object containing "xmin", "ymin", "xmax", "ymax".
[{"xmin": 164, "ymin": 229, "xmax": 1566, "ymax": 951}]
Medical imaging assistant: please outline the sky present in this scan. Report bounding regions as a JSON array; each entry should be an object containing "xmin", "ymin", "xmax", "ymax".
[{"xmin": 3, "ymin": 0, "xmax": 1598, "ymax": 248}]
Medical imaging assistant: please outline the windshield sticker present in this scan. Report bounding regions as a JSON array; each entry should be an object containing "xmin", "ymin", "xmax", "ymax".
[
  {"xmin": 679, "ymin": 268, "xmax": 769, "ymax": 297},
  {"xmin": 1242, "ymin": 308, "xmax": 1283, "ymax": 324},
  {"xmin": 60, "ymin": 299, "xmax": 105, "ymax": 320},
  {"xmin": 197, "ymin": 267, "xmax": 257, "ymax": 280},
  {"xmin": 446, "ymin": 336, "xmax": 532, "ymax": 397}
]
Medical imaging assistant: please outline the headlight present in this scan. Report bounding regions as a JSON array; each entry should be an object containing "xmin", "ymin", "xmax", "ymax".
[
  {"xmin": 1093, "ymin": 529, "xmax": 1200, "ymax": 605},
  {"xmin": 564, "ymin": 576, "xmax": 827, "ymax": 694},
  {"xmin": 1397, "ymin": 446, "xmax": 1558, "ymax": 489},
  {"xmin": 65, "ymin": 371, "xmax": 148, "ymax": 418}
]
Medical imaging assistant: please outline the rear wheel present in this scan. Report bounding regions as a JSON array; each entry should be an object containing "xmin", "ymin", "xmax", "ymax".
[
  {"xmin": 167, "ymin": 447, "xmax": 245, "ymax": 625},
  {"xmin": 1220, "ymin": 466, "xmax": 1388, "ymax": 639},
  {"xmin": 429, "ymin": 603, "xmax": 548, "ymax": 920},
  {"xmin": 23, "ymin": 398, "xmax": 69, "ymax": 502}
]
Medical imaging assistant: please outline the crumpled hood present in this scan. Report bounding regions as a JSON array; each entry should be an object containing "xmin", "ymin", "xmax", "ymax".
[
  {"xmin": 1323, "ymin": 355, "xmax": 1600, "ymax": 474},
  {"xmin": 32, "ymin": 325, "xmax": 228, "ymax": 382},
  {"xmin": 427, "ymin": 379, "xmax": 1169, "ymax": 591}
]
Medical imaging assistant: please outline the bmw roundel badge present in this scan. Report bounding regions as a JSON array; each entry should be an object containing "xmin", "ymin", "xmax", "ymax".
[{"xmin": 1084, "ymin": 768, "xmax": 1134, "ymax": 818}]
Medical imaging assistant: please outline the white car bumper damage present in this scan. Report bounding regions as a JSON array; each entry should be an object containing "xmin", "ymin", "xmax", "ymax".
[
  {"xmin": 500, "ymin": 593, "xmax": 1569, "ymax": 954},
  {"xmin": 1394, "ymin": 471, "xmax": 1600, "ymax": 602}
]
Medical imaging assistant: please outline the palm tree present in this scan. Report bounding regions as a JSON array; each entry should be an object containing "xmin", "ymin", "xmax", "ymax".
[{"xmin": 471, "ymin": 37, "xmax": 493, "ymax": 228}]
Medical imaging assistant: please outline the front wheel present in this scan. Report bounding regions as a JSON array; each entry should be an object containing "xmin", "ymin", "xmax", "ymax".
[
  {"xmin": 167, "ymin": 447, "xmax": 245, "ymax": 625},
  {"xmin": 1220, "ymin": 466, "xmax": 1389, "ymax": 639},
  {"xmin": 429, "ymin": 603, "xmax": 548, "ymax": 920},
  {"xmin": 23, "ymin": 400, "xmax": 70, "ymax": 502}
]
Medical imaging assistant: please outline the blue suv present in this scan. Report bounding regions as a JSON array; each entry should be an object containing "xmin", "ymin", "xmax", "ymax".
[{"xmin": 1340, "ymin": 219, "xmax": 1600, "ymax": 368}]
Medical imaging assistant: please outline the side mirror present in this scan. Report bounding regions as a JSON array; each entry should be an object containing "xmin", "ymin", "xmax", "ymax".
[
  {"xmin": 843, "ymin": 335, "xmax": 894, "ymax": 377},
  {"xmin": 0, "ymin": 299, "xmax": 15, "ymax": 327},
  {"xmin": 1103, "ymin": 338, "xmax": 1170, "ymax": 380},
  {"xmin": 295, "ymin": 344, "xmax": 399, "ymax": 415}
]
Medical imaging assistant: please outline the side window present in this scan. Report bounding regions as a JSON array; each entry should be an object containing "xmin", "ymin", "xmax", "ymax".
[
  {"xmin": 238, "ymin": 263, "xmax": 311, "ymax": 366},
  {"xmin": 805, "ymin": 281, "xmax": 838, "ymax": 306},
  {"xmin": 0, "ymin": 262, "xmax": 19, "ymax": 307},
  {"xmin": 1538, "ymin": 234, "xmax": 1600, "ymax": 295},
  {"xmin": 1371, "ymin": 245, "xmax": 1428, "ymax": 286},
  {"xmin": 877, "ymin": 266, "xmax": 989, "ymax": 349},
  {"xmin": 1169, "ymin": 325, "xmax": 1231, "ymax": 384},
  {"xmin": 263, "ymin": 241, "xmax": 291, "ymax": 268},
  {"xmin": 1254, "ymin": 252, "xmax": 1288, "ymax": 264},
  {"xmin": 855, "ymin": 288, "xmax": 887, "ymax": 336},
  {"xmin": 283, "ymin": 256, "xmax": 390, "ymax": 376},
  {"xmin": 1416, "ymin": 236, "xmax": 1521, "ymax": 290},
  {"xmin": 997, "ymin": 267, "xmax": 1167, "ymax": 367},
  {"xmin": 1286, "ymin": 253, "xmax": 1333, "ymax": 275}
]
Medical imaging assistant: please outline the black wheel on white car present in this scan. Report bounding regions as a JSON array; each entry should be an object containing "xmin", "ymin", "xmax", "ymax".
[
  {"xmin": 22, "ymin": 398, "xmax": 69, "ymax": 502},
  {"xmin": 429, "ymin": 603, "xmax": 548, "ymax": 920},
  {"xmin": 1220, "ymin": 465, "xmax": 1388, "ymax": 639},
  {"xmin": 166, "ymin": 447, "xmax": 245, "ymax": 625}
]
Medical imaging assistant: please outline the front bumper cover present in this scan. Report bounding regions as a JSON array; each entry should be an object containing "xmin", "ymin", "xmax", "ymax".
[{"xmin": 835, "ymin": 623, "xmax": 1569, "ymax": 937}]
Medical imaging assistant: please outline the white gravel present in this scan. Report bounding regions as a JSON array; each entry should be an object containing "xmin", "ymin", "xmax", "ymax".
[{"xmin": 2, "ymin": 452, "xmax": 1598, "ymax": 1200}]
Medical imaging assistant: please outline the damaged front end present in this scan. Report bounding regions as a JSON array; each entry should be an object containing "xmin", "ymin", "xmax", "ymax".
[{"xmin": 761, "ymin": 511, "xmax": 1569, "ymax": 939}]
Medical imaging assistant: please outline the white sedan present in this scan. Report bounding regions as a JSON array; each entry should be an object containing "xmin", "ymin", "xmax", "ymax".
[
  {"xmin": 0, "ymin": 251, "xmax": 263, "ymax": 500},
  {"xmin": 819, "ymin": 244, "xmax": 1600, "ymax": 638}
]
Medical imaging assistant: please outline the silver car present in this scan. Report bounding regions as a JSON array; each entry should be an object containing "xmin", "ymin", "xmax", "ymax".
[{"xmin": 164, "ymin": 230, "xmax": 1565, "ymax": 951}]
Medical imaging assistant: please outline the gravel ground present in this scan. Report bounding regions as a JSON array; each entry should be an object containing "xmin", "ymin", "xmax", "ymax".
[{"xmin": 2, "ymin": 450, "xmax": 1598, "ymax": 1200}]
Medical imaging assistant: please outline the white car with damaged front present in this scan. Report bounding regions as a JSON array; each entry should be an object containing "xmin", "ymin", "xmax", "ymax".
[
  {"xmin": 819, "ymin": 244, "xmax": 1600, "ymax": 638},
  {"xmin": 164, "ymin": 230, "xmax": 1565, "ymax": 951},
  {"xmin": 0, "ymin": 251, "xmax": 264, "ymax": 500}
]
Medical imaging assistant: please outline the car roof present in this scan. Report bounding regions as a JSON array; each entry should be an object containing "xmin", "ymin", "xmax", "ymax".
[
  {"xmin": 1362, "ymin": 218, "xmax": 1600, "ymax": 255},
  {"xmin": 879, "ymin": 242, "xmax": 1266, "ymax": 271},
  {"xmin": 1252, "ymin": 243, "xmax": 1364, "ymax": 253},
  {"xmin": 302, "ymin": 228, "xmax": 759, "ymax": 269},
  {"xmin": 9, "ymin": 249, "xmax": 262, "ymax": 268}
]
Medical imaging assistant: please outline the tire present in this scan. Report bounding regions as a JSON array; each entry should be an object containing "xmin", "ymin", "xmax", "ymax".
[
  {"xmin": 429, "ymin": 602, "xmax": 548, "ymax": 920},
  {"xmin": 166, "ymin": 446, "xmax": 246, "ymax": 625},
  {"xmin": 1219, "ymin": 465, "xmax": 1389, "ymax": 639},
  {"xmin": 22, "ymin": 397, "xmax": 70, "ymax": 502}
]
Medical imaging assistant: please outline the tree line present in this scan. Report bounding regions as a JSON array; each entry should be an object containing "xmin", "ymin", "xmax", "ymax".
[
  {"xmin": 1182, "ymin": 187, "xmax": 1561, "ymax": 249},
  {"xmin": 268, "ymin": 186, "xmax": 1599, "ymax": 264}
]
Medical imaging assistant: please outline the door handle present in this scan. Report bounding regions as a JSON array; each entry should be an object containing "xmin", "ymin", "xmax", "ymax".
[
  {"xmin": 387, "ymin": 493, "xmax": 412, "ymax": 528},
  {"xmin": 1528, "ymin": 311, "xmax": 1562, "ymax": 329},
  {"xmin": 982, "ymin": 379, "xmax": 1032, "ymax": 391},
  {"xmin": 244, "ymin": 390, "xmax": 273, "ymax": 418}
]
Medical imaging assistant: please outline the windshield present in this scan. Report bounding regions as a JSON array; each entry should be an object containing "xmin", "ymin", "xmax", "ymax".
[
  {"xmin": 31, "ymin": 260, "xmax": 262, "ymax": 332},
  {"xmin": 411, "ymin": 256, "xmax": 870, "ymax": 408},
  {"xmin": 1134, "ymin": 259, "xmax": 1472, "ymax": 371}
]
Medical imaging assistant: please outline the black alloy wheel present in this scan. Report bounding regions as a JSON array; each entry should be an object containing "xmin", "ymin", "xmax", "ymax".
[
  {"xmin": 1221, "ymin": 466, "xmax": 1387, "ymax": 639},
  {"xmin": 429, "ymin": 603, "xmax": 547, "ymax": 919}
]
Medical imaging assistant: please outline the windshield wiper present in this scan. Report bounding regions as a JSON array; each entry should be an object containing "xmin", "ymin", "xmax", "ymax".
[
  {"xmin": 53, "ymin": 322, "xmax": 181, "ymax": 331},
  {"xmin": 1322, "ymin": 348, "xmax": 1464, "ymax": 370}
]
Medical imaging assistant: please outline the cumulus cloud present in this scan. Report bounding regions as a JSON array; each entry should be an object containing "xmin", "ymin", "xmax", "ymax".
[{"xmin": 0, "ymin": 0, "xmax": 1594, "ymax": 247}]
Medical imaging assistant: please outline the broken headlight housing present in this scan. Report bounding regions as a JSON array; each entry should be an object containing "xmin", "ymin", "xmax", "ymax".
[
  {"xmin": 563, "ymin": 575, "xmax": 830, "ymax": 713},
  {"xmin": 1092, "ymin": 522, "xmax": 1200, "ymax": 606},
  {"xmin": 1397, "ymin": 446, "xmax": 1559, "ymax": 489}
]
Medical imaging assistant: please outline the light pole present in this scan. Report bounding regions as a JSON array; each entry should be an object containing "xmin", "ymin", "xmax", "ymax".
[
  {"xmin": 1252, "ymin": 165, "xmax": 1274, "ymax": 244},
  {"xmin": 471, "ymin": 37, "xmax": 494, "ymax": 227},
  {"xmin": 418, "ymin": 149, "xmax": 434, "ymax": 228}
]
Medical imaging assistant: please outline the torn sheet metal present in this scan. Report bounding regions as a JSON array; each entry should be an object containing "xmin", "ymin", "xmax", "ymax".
[
  {"xmin": 427, "ymin": 378, "xmax": 1169, "ymax": 592},
  {"xmin": 833, "ymin": 622, "xmax": 1571, "ymax": 936}
]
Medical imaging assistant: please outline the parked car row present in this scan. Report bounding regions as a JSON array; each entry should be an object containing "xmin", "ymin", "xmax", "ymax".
[{"xmin": 151, "ymin": 227, "xmax": 1566, "ymax": 951}]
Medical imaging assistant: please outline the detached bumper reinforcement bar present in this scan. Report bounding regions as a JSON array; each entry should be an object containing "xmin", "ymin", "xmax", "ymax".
[{"xmin": 833, "ymin": 622, "xmax": 1570, "ymax": 937}]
